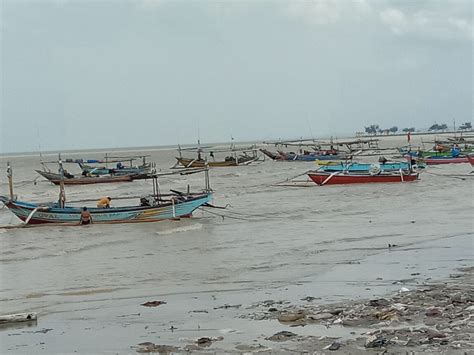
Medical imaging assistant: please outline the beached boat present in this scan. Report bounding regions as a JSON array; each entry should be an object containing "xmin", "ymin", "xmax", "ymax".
[
  {"xmin": 2, "ymin": 163, "xmax": 213, "ymax": 225},
  {"xmin": 79, "ymin": 164, "xmax": 150, "ymax": 176},
  {"xmin": 276, "ymin": 150, "xmax": 345, "ymax": 161},
  {"xmin": 320, "ymin": 162, "xmax": 412, "ymax": 173},
  {"xmin": 307, "ymin": 170, "xmax": 419, "ymax": 185},
  {"xmin": 175, "ymin": 143, "xmax": 259, "ymax": 168},
  {"xmin": 424, "ymin": 156, "xmax": 469, "ymax": 165},
  {"xmin": 36, "ymin": 170, "xmax": 135, "ymax": 185},
  {"xmin": 176, "ymin": 156, "xmax": 257, "ymax": 168},
  {"xmin": 77, "ymin": 155, "xmax": 152, "ymax": 176}
]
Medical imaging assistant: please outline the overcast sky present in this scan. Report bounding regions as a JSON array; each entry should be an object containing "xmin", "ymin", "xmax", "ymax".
[{"xmin": 1, "ymin": 0, "xmax": 472, "ymax": 153}]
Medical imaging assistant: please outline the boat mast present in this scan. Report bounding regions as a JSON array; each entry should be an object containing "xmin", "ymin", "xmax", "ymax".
[
  {"xmin": 7, "ymin": 162, "xmax": 14, "ymax": 201},
  {"xmin": 152, "ymin": 175, "xmax": 160, "ymax": 203},
  {"xmin": 58, "ymin": 154, "xmax": 66, "ymax": 208}
]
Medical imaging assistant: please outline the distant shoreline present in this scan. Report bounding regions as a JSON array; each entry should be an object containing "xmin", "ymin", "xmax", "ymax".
[{"xmin": 1, "ymin": 130, "xmax": 472, "ymax": 158}]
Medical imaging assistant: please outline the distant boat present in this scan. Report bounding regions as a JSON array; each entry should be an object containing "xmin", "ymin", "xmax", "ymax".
[
  {"xmin": 175, "ymin": 143, "xmax": 259, "ymax": 168},
  {"xmin": 35, "ymin": 170, "xmax": 135, "ymax": 185},
  {"xmin": 276, "ymin": 150, "xmax": 346, "ymax": 161},
  {"xmin": 36, "ymin": 154, "xmax": 155, "ymax": 185},
  {"xmin": 307, "ymin": 170, "xmax": 419, "ymax": 185},
  {"xmin": 176, "ymin": 156, "xmax": 257, "ymax": 168}
]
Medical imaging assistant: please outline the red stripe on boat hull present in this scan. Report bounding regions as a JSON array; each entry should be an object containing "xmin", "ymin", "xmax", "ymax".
[
  {"xmin": 308, "ymin": 172, "xmax": 419, "ymax": 185},
  {"xmin": 465, "ymin": 155, "xmax": 474, "ymax": 166},
  {"xmin": 425, "ymin": 157, "xmax": 469, "ymax": 165}
]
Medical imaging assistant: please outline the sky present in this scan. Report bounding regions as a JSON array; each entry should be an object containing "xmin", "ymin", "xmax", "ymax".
[{"xmin": 0, "ymin": 0, "xmax": 472, "ymax": 153}]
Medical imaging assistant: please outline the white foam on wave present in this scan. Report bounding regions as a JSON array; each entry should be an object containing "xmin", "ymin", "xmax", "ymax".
[{"xmin": 155, "ymin": 223, "xmax": 203, "ymax": 235}]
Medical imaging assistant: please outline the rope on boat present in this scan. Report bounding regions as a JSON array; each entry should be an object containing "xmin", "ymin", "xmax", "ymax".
[
  {"xmin": 271, "ymin": 170, "xmax": 314, "ymax": 186},
  {"xmin": 199, "ymin": 206, "xmax": 287, "ymax": 221},
  {"xmin": 12, "ymin": 177, "xmax": 43, "ymax": 188},
  {"xmin": 198, "ymin": 207, "xmax": 252, "ymax": 221}
]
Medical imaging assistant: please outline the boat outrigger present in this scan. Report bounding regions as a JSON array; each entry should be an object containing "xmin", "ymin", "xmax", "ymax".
[{"xmin": 1, "ymin": 162, "xmax": 213, "ymax": 226}]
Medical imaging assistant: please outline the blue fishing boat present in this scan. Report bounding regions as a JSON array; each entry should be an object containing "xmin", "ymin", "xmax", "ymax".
[
  {"xmin": 58, "ymin": 155, "xmax": 153, "ymax": 176},
  {"xmin": 320, "ymin": 162, "xmax": 413, "ymax": 172},
  {"xmin": 1, "ymin": 163, "xmax": 213, "ymax": 226},
  {"xmin": 0, "ymin": 194, "xmax": 212, "ymax": 225}
]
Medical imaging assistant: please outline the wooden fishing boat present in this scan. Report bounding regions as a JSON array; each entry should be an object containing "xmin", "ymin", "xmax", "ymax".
[
  {"xmin": 320, "ymin": 162, "xmax": 412, "ymax": 172},
  {"xmin": 36, "ymin": 170, "xmax": 134, "ymax": 185},
  {"xmin": 307, "ymin": 170, "xmax": 419, "ymax": 185},
  {"xmin": 61, "ymin": 155, "xmax": 153, "ymax": 176},
  {"xmin": 176, "ymin": 156, "xmax": 257, "ymax": 168},
  {"xmin": 0, "ymin": 194, "xmax": 211, "ymax": 225},
  {"xmin": 2, "ymin": 163, "xmax": 213, "ymax": 226},
  {"xmin": 175, "ymin": 143, "xmax": 259, "ymax": 168},
  {"xmin": 424, "ymin": 156, "xmax": 469, "ymax": 165},
  {"xmin": 79, "ymin": 164, "xmax": 150, "ymax": 176},
  {"xmin": 259, "ymin": 148, "xmax": 281, "ymax": 160},
  {"xmin": 274, "ymin": 150, "xmax": 345, "ymax": 162}
]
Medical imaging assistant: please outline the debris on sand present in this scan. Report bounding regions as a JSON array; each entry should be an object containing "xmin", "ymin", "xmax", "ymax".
[
  {"xmin": 278, "ymin": 312, "xmax": 305, "ymax": 322},
  {"xmin": 195, "ymin": 336, "xmax": 223, "ymax": 346},
  {"xmin": 266, "ymin": 331, "xmax": 297, "ymax": 341},
  {"xmin": 323, "ymin": 341, "xmax": 342, "ymax": 351},
  {"xmin": 135, "ymin": 342, "xmax": 179, "ymax": 353},
  {"xmin": 213, "ymin": 304, "xmax": 241, "ymax": 310},
  {"xmin": 240, "ymin": 267, "xmax": 473, "ymax": 353},
  {"xmin": 140, "ymin": 301, "xmax": 167, "ymax": 307}
]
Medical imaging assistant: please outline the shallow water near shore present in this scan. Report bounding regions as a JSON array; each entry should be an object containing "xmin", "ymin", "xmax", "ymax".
[{"xmin": 0, "ymin": 141, "xmax": 473, "ymax": 353}]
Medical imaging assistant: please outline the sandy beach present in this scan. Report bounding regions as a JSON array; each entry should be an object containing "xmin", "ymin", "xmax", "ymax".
[{"xmin": 0, "ymin": 134, "xmax": 473, "ymax": 353}]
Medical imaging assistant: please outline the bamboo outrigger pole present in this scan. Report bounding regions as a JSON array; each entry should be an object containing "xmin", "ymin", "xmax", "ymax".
[{"xmin": 7, "ymin": 162, "xmax": 14, "ymax": 201}]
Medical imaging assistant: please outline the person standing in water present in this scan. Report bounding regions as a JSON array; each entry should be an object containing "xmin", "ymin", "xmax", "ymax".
[{"xmin": 80, "ymin": 207, "xmax": 92, "ymax": 225}]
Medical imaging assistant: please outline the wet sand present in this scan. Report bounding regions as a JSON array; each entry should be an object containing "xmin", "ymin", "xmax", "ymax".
[{"xmin": 0, "ymin": 134, "xmax": 473, "ymax": 353}]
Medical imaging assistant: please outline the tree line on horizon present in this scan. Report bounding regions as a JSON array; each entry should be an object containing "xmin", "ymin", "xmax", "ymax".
[{"xmin": 363, "ymin": 122, "xmax": 472, "ymax": 135}]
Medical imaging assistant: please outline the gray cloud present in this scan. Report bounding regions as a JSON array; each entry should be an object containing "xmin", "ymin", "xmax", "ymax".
[{"xmin": 1, "ymin": 0, "xmax": 472, "ymax": 153}]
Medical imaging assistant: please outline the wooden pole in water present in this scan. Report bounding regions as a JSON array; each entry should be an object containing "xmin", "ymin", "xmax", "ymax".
[
  {"xmin": 204, "ymin": 162, "xmax": 211, "ymax": 192},
  {"xmin": 7, "ymin": 162, "xmax": 14, "ymax": 200}
]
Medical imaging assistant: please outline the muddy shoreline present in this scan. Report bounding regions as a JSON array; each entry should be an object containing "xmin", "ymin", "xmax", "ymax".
[{"xmin": 134, "ymin": 267, "xmax": 473, "ymax": 354}]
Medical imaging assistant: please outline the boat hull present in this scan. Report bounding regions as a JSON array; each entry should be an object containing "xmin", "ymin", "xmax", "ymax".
[
  {"xmin": 424, "ymin": 157, "xmax": 469, "ymax": 165},
  {"xmin": 0, "ymin": 194, "xmax": 212, "ymax": 225},
  {"xmin": 80, "ymin": 164, "xmax": 150, "ymax": 176},
  {"xmin": 277, "ymin": 151, "xmax": 345, "ymax": 161},
  {"xmin": 36, "ymin": 170, "xmax": 133, "ymax": 185},
  {"xmin": 176, "ymin": 157, "xmax": 257, "ymax": 167},
  {"xmin": 307, "ymin": 171, "xmax": 419, "ymax": 185}
]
